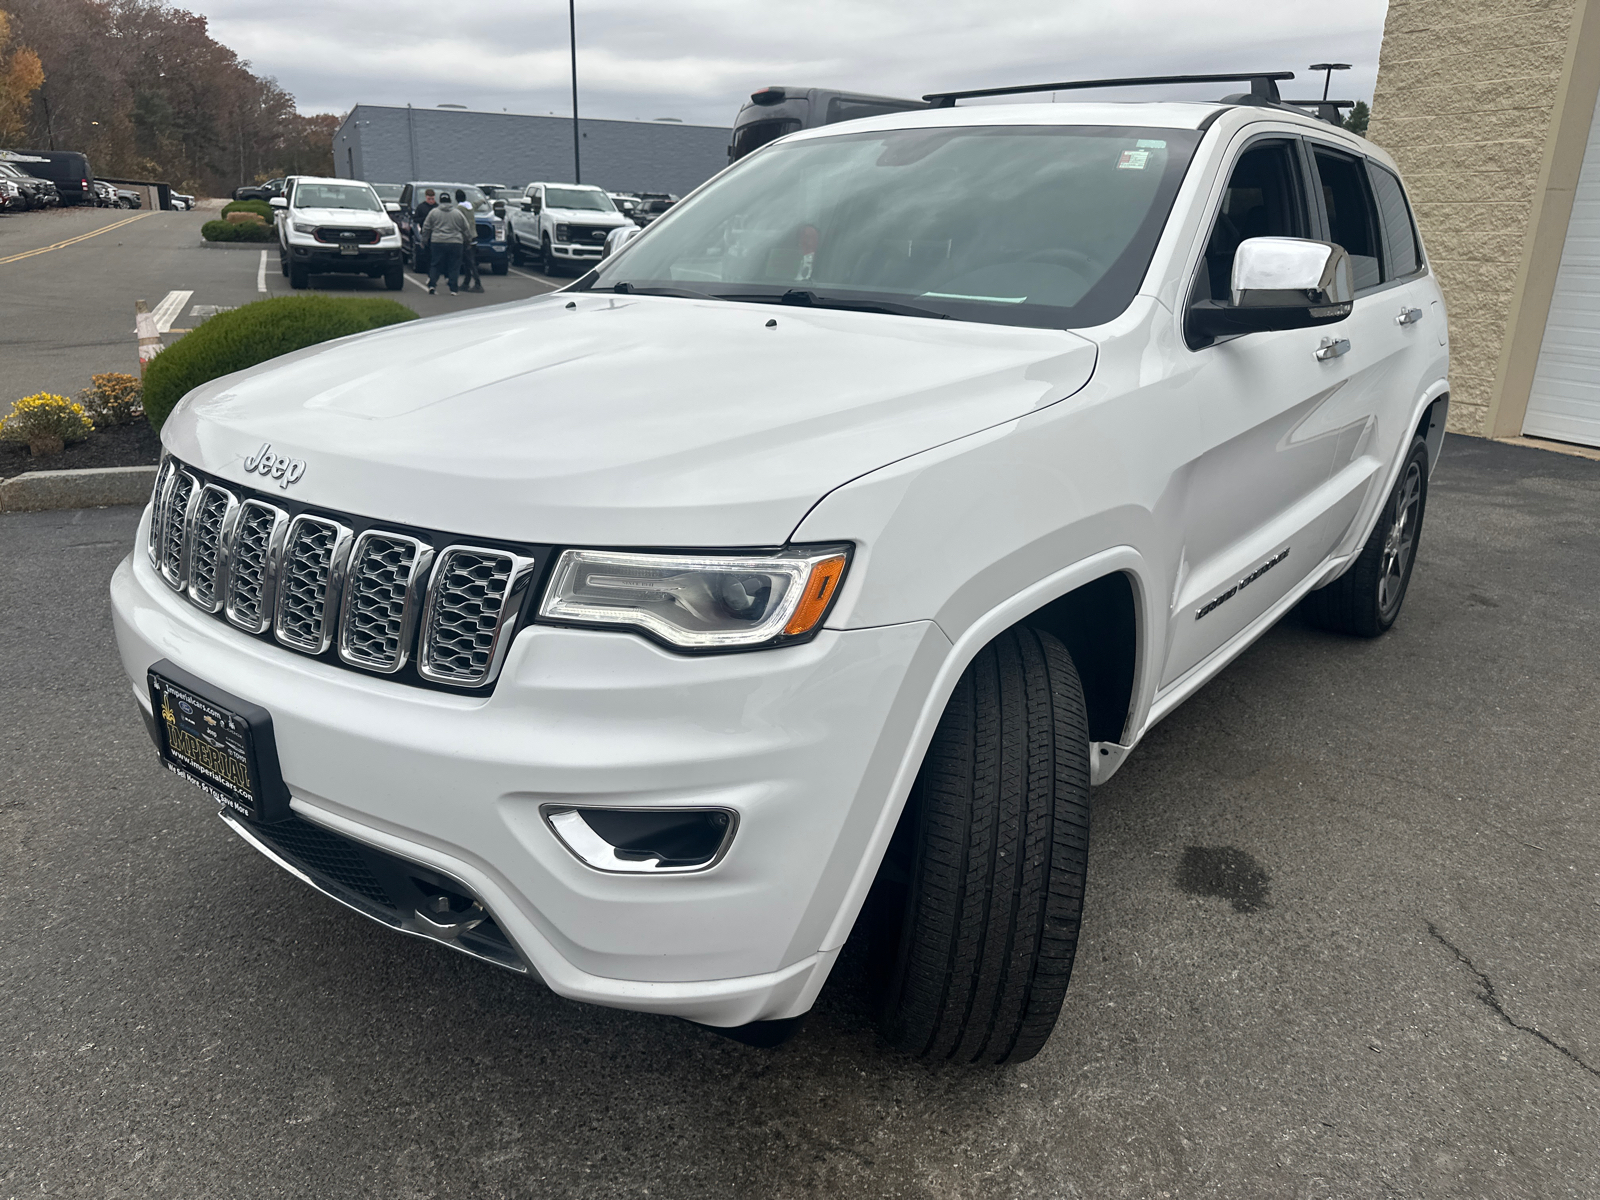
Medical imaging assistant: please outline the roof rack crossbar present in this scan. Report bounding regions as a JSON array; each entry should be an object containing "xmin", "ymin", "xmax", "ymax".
[
  {"xmin": 1282, "ymin": 98, "xmax": 1356, "ymax": 125},
  {"xmin": 923, "ymin": 71, "xmax": 1295, "ymax": 108}
]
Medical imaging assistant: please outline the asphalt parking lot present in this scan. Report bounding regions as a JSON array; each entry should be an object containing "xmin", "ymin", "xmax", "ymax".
[
  {"xmin": 0, "ymin": 204, "xmax": 561, "ymax": 400},
  {"xmin": 2, "ymin": 434, "xmax": 1597, "ymax": 1198}
]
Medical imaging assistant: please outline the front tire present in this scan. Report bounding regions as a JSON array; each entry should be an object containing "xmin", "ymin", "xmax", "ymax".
[
  {"xmin": 1301, "ymin": 435, "xmax": 1430, "ymax": 637},
  {"xmin": 541, "ymin": 235, "xmax": 558, "ymax": 276},
  {"xmin": 384, "ymin": 265, "xmax": 404, "ymax": 291},
  {"xmin": 875, "ymin": 626, "xmax": 1091, "ymax": 1064},
  {"xmin": 492, "ymin": 256, "xmax": 508, "ymax": 276},
  {"xmin": 288, "ymin": 262, "xmax": 309, "ymax": 289}
]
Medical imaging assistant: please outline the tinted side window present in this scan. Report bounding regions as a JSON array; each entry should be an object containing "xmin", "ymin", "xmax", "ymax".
[
  {"xmin": 826, "ymin": 97, "xmax": 925, "ymax": 124},
  {"xmin": 1195, "ymin": 139, "xmax": 1310, "ymax": 303},
  {"xmin": 1368, "ymin": 163, "xmax": 1422, "ymax": 279},
  {"xmin": 1312, "ymin": 147, "xmax": 1382, "ymax": 291}
]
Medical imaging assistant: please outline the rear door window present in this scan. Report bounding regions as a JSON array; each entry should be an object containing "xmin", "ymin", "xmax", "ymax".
[
  {"xmin": 1367, "ymin": 163, "xmax": 1423, "ymax": 279},
  {"xmin": 1311, "ymin": 146, "xmax": 1383, "ymax": 292}
]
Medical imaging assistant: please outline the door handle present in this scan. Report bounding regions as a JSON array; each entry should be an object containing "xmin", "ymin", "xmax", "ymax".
[
  {"xmin": 1396, "ymin": 306, "xmax": 1424, "ymax": 326},
  {"xmin": 1314, "ymin": 336, "xmax": 1351, "ymax": 361}
]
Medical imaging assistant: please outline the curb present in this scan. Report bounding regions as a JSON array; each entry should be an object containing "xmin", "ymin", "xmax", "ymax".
[
  {"xmin": 202, "ymin": 240, "xmax": 274, "ymax": 249},
  {"xmin": 0, "ymin": 464, "xmax": 157, "ymax": 513}
]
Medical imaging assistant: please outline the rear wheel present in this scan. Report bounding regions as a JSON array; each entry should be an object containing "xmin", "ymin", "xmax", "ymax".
[
  {"xmin": 1301, "ymin": 435, "xmax": 1430, "ymax": 637},
  {"xmin": 874, "ymin": 625, "xmax": 1091, "ymax": 1064},
  {"xmin": 410, "ymin": 242, "xmax": 428, "ymax": 274}
]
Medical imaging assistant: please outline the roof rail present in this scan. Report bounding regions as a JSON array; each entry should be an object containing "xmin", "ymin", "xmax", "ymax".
[
  {"xmin": 1282, "ymin": 98, "xmax": 1356, "ymax": 126},
  {"xmin": 923, "ymin": 71, "xmax": 1295, "ymax": 108}
]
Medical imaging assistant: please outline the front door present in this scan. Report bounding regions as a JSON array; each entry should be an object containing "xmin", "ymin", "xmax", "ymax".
[{"xmin": 1161, "ymin": 133, "xmax": 1360, "ymax": 688}]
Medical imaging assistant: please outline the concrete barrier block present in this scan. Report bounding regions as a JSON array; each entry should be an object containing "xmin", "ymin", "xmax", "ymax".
[{"xmin": 1, "ymin": 465, "xmax": 158, "ymax": 513}]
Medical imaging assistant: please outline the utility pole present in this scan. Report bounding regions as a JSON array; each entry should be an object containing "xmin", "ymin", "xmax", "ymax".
[{"xmin": 569, "ymin": 0, "xmax": 581, "ymax": 183}]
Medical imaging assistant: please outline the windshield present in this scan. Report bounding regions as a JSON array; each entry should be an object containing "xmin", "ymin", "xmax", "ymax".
[
  {"xmin": 422, "ymin": 184, "xmax": 488, "ymax": 208},
  {"xmin": 370, "ymin": 183, "xmax": 403, "ymax": 201},
  {"xmin": 294, "ymin": 183, "xmax": 381, "ymax": 211},
  {"xmin": 588, "ymin": 124, "xmax": 1201, "ymax": 329},
  {"xmin": 546, "ymin": 187, "xmax": 616, "ymax": 212}
]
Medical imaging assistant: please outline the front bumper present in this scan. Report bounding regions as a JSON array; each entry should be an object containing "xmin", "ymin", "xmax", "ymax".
[
  {"xmin": 111, "ymin": 521, "xmax": 947, "ymax": 1025},
  {"xmin": 289, "ymin": 243, "xmax": 401, "ymax": 271},
  {"xmin": 553, "ymin": 243, "xmax": 604, "ymax": 262}
]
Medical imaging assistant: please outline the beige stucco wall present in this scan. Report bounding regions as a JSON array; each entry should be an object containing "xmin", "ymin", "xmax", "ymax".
[{"xmin": 1368, "ymin": 0, "xmax": 1585, "ymax": 434}]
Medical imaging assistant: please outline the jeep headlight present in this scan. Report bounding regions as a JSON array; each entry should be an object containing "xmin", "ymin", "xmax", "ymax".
[{"xmin": 540, "ymin": 546, "xmax": 850, "ymax": 650}]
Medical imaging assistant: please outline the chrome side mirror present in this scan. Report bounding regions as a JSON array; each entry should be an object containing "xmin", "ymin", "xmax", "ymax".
[
  {"xmin": 1190, "ymin": 237, "xmax": 1354, "ymax": 340},
  {"xmin": 1232, "ymin": 237, "xmax": 1353, "ymax": 308}
]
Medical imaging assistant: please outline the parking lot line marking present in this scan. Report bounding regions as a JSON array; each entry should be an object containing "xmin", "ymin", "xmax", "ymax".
[
  {"xmin": 151, "ymin": 291, "xmax": 193, "ymax": 333},
  {"xmin": 507, "ymin": 267, "xmax": 559, "ymax": 290},
  {"xmin": 0, "ymin": 211, "xmax": 151, "ymax": 266},
  {"xmin": 402, "ymin": 273, "xmax": 429, "ymax": 291},
  {"xmin": 257, "ymin": 251, "xmax": 267, "ymax": 293}
]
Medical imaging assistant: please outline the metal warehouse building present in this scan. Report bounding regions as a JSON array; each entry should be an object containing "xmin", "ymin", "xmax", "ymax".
[{"xmin": 332, "ymin": 104, "xmax": 732, "ymax": 198}]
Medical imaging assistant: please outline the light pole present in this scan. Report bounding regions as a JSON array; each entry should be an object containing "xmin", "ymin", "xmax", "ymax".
[
  {"xmin": 569, "ymin": 0, "xmax": 581, "ymax": 183},
  {"xmin": 1309, "ymin": 62, "xmax": 1351, "ymax": 102}
]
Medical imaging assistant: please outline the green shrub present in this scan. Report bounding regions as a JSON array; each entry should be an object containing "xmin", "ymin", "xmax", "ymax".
[
  {"xmin": 143, "ymin": 296, "xmax": 418, "ymax": 431},
  {"xmin": 1, "ymin": 392, "xmax": 96, "ymax": 456},
  {"xmin": 222, "ymin": 199, "xmax": 274, "ymax": 219},
  {"xmin": 201, "ymin": 218, "xmax": 275, "ymax": 243},
  {"xmin": 78, "ymin": 372, "xmax": 144, "ymax": 428}
]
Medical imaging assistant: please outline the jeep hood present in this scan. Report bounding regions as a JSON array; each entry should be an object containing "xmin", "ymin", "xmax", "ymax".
[{"xmin": 163, "ymin": 294, "xmax": 1097, "ymax": 546}]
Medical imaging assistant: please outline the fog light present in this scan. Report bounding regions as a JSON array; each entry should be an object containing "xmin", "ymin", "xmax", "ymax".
[{"xmin": 543, "ymin": 806, "xmax": 736, "ymax": 874}]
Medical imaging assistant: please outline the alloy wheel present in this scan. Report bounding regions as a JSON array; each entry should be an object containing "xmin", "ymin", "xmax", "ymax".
[{"xmin": 1378, "ymin": 460, "xmax": 1422, "ymax": 618}]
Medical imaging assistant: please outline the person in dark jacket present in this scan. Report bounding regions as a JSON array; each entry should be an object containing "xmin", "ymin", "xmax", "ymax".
[
  {"xmin": 411, "ymin": 188, "xmax": 437, "ymax": 265},
  {"xmin": 455, "ymin": 189, "xmax": 484, "ymax": 293},
  {"xmin": 421, "ymin": 193, "xmax": 474, "ymax": 294}
]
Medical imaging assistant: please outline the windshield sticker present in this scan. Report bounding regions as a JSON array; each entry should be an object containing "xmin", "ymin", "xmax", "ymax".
[
  {"xmin": 1117, "ymin": 149, "xmax": 1150, "ymax": 170},
  {"xmin": 1136, "ymin": 139, "xmax": 1168, "ymax": 149}
]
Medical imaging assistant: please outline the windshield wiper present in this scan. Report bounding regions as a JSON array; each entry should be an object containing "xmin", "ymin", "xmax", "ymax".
[
  {"xmin": 607, "ymin": 283, "xmax": 714, "ymax": 299},
  {"xmin": 716, "ymin": 289, "xmax": 950, "ymax": 321}
]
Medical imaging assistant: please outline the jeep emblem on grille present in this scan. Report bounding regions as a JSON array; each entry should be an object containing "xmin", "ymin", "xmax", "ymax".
[{"xmin": 243, "ymin": 442, "xmax": 306, "ymax": 489}]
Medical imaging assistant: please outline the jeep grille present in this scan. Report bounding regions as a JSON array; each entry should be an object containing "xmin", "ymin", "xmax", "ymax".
[{"xmin": 145, "ymin": 459, "xmax": 545, "ymax": 692}]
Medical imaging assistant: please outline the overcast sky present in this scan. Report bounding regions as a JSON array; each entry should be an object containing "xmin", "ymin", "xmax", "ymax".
[{"xmin": 191, "ymin": 0, "xmax": 1388, "ymax": 128}]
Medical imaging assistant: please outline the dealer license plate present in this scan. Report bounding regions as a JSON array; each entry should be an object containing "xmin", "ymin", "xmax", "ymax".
[
  {"xmin": 340, "ymin": 243, "xmax": 358, "ymax": 256},
  {"xmin": 148, "ymin": 662, "xmax": 289, "ymax": 822}
]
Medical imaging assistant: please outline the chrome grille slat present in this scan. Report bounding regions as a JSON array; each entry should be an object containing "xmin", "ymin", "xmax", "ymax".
[
  {"xmin": 338, "ymin": 531, "xmax": 432, "ymax": 674},
  {"xmin": 274, "ymin": 515, "xmax": 353, "ymax": 655},
  {"xmin": 159, "ymin": 471, "xmax": 200, "ymax": 589},
  {"xmin": 419, "ymin": 547, "xmax": 535, "ymax": 687},
  {"xmin": 185, "ymin": 485, "xmax": 238, "ymax": 613},
  {"xmin": 225, "ymin": 500, "xmax": 289, "ymax": 634},
  {"xmin": 147, "ymin": 458, "xmax": 175, "ymax": 567}
]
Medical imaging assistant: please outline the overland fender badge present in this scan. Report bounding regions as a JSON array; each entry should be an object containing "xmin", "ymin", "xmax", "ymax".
[{"xmin": 1196, "ymin": 547, "xmax": 1290, "ymax": 620}]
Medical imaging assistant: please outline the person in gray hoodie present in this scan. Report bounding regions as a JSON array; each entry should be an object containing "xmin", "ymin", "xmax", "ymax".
[{"xmin": 421, "ymin": 194, "xmax": 474, "ymax": 295}]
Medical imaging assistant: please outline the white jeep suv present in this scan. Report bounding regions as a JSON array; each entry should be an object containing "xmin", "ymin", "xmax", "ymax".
[
  {"xmin": 113, "ymin": 80, "xmax": 1448, "ymax": 1062},
  {"xmin": 273, "ymin": 176, "xmax": 404, "ymax": 291},
  {"xmin": 507, "ymin": 181, "xmax": 631, "ymax": 275}
]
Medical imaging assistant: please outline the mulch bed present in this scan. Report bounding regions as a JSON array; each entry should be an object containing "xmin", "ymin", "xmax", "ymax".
[{"xmin": 1, "ymin": 421, "xmax": 162, "ymax": 480}]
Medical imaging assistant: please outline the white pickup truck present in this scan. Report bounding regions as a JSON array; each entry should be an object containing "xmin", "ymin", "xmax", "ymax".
[{"xmin": 506, "ymin": 181, "xmax": 632, "ymax": 275}]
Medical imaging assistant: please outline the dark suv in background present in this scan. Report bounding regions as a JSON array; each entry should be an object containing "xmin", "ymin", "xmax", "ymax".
[
  {"xmin": 6, "ymin": 150, "xmax": 94, "ymax": 204},
  {"xmin": 728, "ymin": 86, "xmax": 927, "ymax": 162},
  {"xmin": 0, "ymin": 161, "xmax": 59, "ymax": 208}
]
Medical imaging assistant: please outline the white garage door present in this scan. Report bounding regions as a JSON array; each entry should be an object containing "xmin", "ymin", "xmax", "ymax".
[{"xmin": 1524, "ymin": 86, "xmax": 1600, "ymax": 447}]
